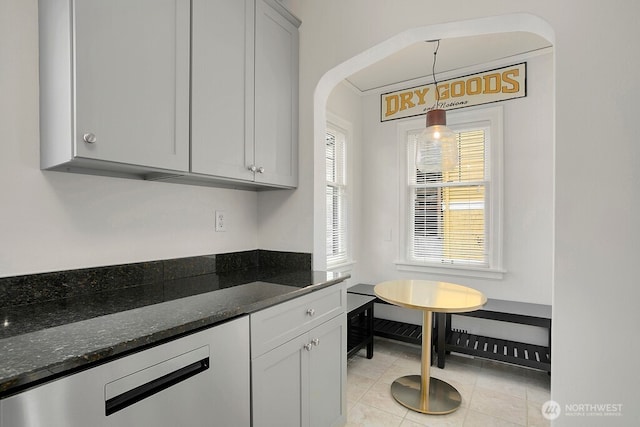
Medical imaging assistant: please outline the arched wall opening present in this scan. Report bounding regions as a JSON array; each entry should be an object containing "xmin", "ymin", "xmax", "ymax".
[
  {"xmin": 313, "ymin": 13, "xmax": 555, "ymax": 272},
  {"xmin": 313, "ymin": 7, "xmax": 555, "ymax": 398}
]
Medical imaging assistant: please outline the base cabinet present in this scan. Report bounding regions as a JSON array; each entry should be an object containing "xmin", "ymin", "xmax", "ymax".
[
  {"xmin": 252, "ymin": 314, "xmax": 346, "ymax": 427},
  {"xmin": 250, "ymin": 284, "xmax": 347, "ymax": 427},
  {"xmin": 0, "ymin": 317, "xmax": 250, "ymax": 427}
]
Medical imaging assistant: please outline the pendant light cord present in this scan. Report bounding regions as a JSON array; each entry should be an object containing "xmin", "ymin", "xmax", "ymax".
[{"xmin": 432, "ymin": 40, "xmax": 441, "ymax": 109}]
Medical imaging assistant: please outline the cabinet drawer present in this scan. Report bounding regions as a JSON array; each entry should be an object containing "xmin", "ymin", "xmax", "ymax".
[{"xmin": 251, "ymin": 284, "xmax": 345, "ymax": 357}]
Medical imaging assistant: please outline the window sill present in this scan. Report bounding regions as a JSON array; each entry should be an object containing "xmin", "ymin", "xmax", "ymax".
[
  {"xmin": 327, "ymin": 260, "xmax": 356, "ymax": 272},
  {"xmin": 394, "ymin": 261, "xmax": 505, "ymax": 280}
]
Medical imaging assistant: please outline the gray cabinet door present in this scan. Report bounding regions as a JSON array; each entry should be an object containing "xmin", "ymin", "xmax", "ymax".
[
  {"xmin": 308, "ymin": 314, "xmax": 346, "ymax": 427},
  {"xmin": 254, "ymin": 0, "xmax": 299, "ymax": 187},
  {"xmin": 191, "ymin": 0, "xmax": 254, "ymax": 180},
  {"xmin": 73, "ymin": 0, "xmax": 190, "ymax": 171},
  {"xmin": 252, "ymin": 332, "xmax": 308, "ymax": 427}
]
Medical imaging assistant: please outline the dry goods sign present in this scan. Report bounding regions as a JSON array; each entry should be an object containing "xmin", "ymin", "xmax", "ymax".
[{"xmin": 380, "ymin": 62, "xmax": 526, "ymax": 122}]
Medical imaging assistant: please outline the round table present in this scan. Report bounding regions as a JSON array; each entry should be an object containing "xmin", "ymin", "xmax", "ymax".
[{"xmin": 374, "ymin": 280, "xmax": 486, "ymax": 414}]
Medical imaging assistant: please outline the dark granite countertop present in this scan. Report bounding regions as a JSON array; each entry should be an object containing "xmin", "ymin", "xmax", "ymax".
[{"xmin": 0, "ymin": 269, "xmax": 348, "ymax": 398}]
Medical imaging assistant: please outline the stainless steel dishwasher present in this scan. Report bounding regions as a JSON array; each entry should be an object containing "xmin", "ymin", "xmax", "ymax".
[{"xmin": 0, "ymin": 316, "xmax": 250, "ymax": 427}]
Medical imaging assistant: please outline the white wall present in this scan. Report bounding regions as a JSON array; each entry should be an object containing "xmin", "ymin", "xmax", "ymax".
[
  {"xmin": 273, "ymin": 1, "xmax": 640, "ymax": 425},
  {"xmin": 0, "ymin": 0, "xmax": 259, "ymax": 277}
]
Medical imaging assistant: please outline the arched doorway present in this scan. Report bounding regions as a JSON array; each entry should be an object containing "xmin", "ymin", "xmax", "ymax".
[{"xmin": 313, "ymin": 13, "xmax": 555, "ymax": 272}]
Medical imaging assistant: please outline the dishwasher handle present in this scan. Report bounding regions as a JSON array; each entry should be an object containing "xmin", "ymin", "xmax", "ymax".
[{"xmin": 105, "ymin": 357, "xmax": 209, "ymax": 416}]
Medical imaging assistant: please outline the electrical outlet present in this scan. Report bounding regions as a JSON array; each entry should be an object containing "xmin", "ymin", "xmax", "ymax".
[{"xmin": 215, "ymin": 210, "xmax": 227, "ymax": 232}]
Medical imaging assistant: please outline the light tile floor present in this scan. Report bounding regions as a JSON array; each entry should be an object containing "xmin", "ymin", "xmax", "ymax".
[{"xmin": 346, "ymin": 338, "xmax": 551, "ymax": 427}]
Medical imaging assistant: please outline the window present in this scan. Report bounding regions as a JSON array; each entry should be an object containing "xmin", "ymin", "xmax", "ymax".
[
  {"xmin": 326, "ymin": 124, "xmax": 348, "ymax": 266},
  {"xmin": 399, "ymin": 107, "xmax": 503, "ymax": 278}
]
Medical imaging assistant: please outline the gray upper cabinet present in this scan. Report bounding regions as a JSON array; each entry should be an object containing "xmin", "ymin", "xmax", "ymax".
[
  {"xmin": 191, "ymin": 0, "xmax": 300, "ymax": 188},
  {"xmin": 253, "ymin": 0, "xmax": 300, "ymax": 187},
  {"xmin": 39, "ymin": 0, "xmax": 191, "ymax": 175},
  {"xmin": 39, "ymin": 0, "xmax": 299, "ymax": 189},
  {"xmin": 191, "ymin": 0, "xmax": 254, "ymax": 182}
]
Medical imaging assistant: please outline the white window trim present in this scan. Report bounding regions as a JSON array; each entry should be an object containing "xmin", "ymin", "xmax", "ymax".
[
  {"xmin": 395, "ymin": 105, "xmax": 505, "ymax": 280},
  {"xmin": 326, "ymin": 260, "xmax": 357, "ymax": 273},
  {"xmin": 326, "ymin": 112, "xmax": 353, "ymax": 269}
]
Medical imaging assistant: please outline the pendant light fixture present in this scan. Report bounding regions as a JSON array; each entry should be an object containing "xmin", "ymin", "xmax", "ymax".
[{"xmin": 415, "ymin": 40, "xmax": 458, "ymax": 173}]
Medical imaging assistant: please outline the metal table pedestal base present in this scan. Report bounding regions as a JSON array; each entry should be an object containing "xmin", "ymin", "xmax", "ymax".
[
  {"xmin": 374, "ymin": 282, "xmax": 486, "ymax": 416},
  {"xmin": 390, "ymin": 375, "xmax": 461, "ymax": 414}
]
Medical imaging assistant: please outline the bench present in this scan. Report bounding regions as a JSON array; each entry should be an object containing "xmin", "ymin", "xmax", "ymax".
[
  {"xmin": 346, "ymin": 293, "xmax": 376, "ymax": 359},
  {"xmin": 347, "ymin": 284, "xmax": 424, "ymax": 346},
  {"xmin": 438, "ymin": 299, "xmax": 551, "ymax": 372},
  {"xmin": 347, "ymin": 284, "xmax": 551, "ymax": 372}
]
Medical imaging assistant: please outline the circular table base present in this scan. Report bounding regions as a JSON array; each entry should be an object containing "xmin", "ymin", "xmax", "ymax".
[{"xmin": 390, "ymin": 375, "xmax": 461, "ymax": 414}]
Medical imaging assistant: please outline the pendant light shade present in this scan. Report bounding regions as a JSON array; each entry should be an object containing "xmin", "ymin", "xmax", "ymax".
[
  {"xmin": 415, "ymin": 40, "xmax": 458, "ymax": 174},
  {"xmin": 415, "ymin": 109, "xmax": 457, "ymax": 173}
]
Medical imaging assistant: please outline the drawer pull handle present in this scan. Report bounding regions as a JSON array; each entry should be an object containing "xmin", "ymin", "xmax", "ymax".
[
  {"xmin": 311, "ymin": 338, "xmax": 320, "ymax": 346},
  {"xmin": 306, "ymin": 308, "xmax": 316, "ymax": 317},
  {"xmin": 304, "ymin": 343, "xmax": 313, "ymax": 351}
]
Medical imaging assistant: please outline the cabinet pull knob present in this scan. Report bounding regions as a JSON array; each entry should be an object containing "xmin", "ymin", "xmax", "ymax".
[
  {"xmin": 303, "ymin": 343, "xmax": 313, "ymax": 351},
  {"xmin": 311, "ymin": 338, "xmax": 320, "ymax": 346},
  {"xmin": 83, "ymin": 133, "xmax": 97, "ymax": 144},
  {"xmin": 306, "ymin": 308, "xmax": 315, "ymax": 317},
  {"xmin": 257, "ymin": 166, "xmax": 265, "ymax": 174},
  {"xmin": 248, "ymin": 165, "xmax": 257, "ymax": 172}
]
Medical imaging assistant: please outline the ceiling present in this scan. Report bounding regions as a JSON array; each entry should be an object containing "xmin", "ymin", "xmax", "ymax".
[{"xmin": 344, "ymin": 32, "xmax": 552, "ymax": 93}]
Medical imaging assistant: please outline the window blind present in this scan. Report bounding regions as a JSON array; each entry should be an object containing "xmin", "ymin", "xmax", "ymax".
[
  {"xmin": 408, "ymin": 128, "xmax": 488, "ymax": 266},
  {"xmin": 326, "ymin": 127, "xmax": 347, "ymax": 266}
]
